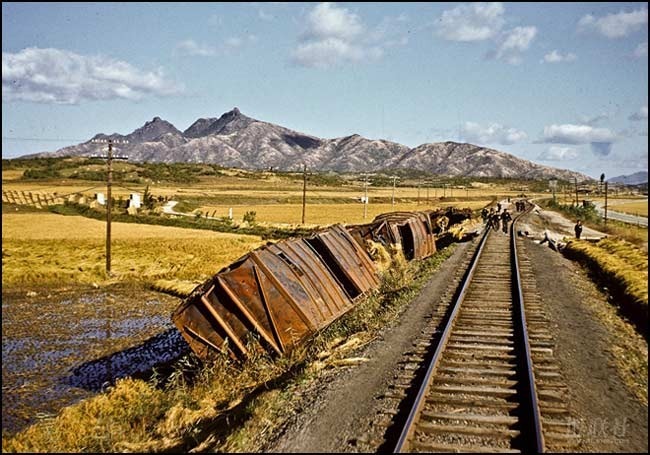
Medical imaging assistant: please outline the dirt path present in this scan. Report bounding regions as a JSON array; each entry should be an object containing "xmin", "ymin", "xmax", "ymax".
[{"xmin": 260, "ymin": 209, "xmax": 647, "ymax": 453}]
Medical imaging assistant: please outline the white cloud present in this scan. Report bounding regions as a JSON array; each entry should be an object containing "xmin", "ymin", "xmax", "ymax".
[
  {"xmin": 303, "ymin": 2, "xmax": 364, "ymax": 41},
  {"xmin": 495, "ymin": 26, "xmax": 537, "ymax": 65},
  {"xmin": 2, "ymin": 47, "xmax": 182, "ymax": 104},
  {"xmin": 174, "ymin": 35, "xmax": 257, "ymax": 57},
  {"xmin": 538, "ymin": 146, "xmax": 578, "ymax": 161},
  {"xmin": 629, "ymin": 105, "xmax": 648, "ymax": 121},
  {"xmin": 633, "ymin": 41, "xmax": 648, "ymax": 58},
  {"xmin": 539, "ymin": 123, "xmax": 617, "ymax": 156},
  {"xmin": 542, "ymin": 50, "xmax": 577, "ymax": 63},
  {"xmin": 436, "ymin": 2, "xmax": 505, "ymax": 42},
  {"xmin": 461, "ymin": 121, "xmax": 528, "ymax": 145},
  {"xmin": 291, "ymin": 2, "xmax": 404, "ymax": 68},
  {"xmin": 541, "ymin": 124, "xmax": 616, "ymax": 144},
  {"xmin": 436, "ymin": 3, "xmax": 536, "ymax": 65},
  {"xmin": 578, "ymin": 6, "xmax": 648, "ymax": 38},
  {"xmin": 174, "ymin": 39, "xmax": 217, "ymax": 57},
  {"xmin": 224, "ymin": 35, "xmax": 258, "ymax": 52},
  {"xmin": 292, "ymin": 38, "xmax": 367, "ymax": 69}
]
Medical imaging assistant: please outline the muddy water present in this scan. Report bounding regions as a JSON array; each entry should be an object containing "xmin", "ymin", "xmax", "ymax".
[{"xmin": 1, "ymin": 285, "xmax": 188, "ymax": 436}]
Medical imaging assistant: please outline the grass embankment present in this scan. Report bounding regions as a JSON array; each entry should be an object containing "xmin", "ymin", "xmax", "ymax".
[
  {"xmin": 562, "ymin": 237, "xmax": 648, "ymax": 338},
  {"xmin": 1, "ymin": 242, "xmax": 458, "ymax": 453}
]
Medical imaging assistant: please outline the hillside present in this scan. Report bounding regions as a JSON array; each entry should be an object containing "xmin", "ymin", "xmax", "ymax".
[{"xmin": 28, "ymin": 108, "xmax": 591, "ymax": 181}]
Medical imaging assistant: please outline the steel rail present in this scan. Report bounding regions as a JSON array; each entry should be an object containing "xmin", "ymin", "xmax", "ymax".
[
  {"xmin": 510, "ymin": 208, "xmax": 545, "ymax": 453},
  {"xmin": 393, "ymin": 219, "xmax": 491, "ymax": 452},
  {"xmin": 394, "ymin": 204, "xmax": 545, "ymax": 453}
]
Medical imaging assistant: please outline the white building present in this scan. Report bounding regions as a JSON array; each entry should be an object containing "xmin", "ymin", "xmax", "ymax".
[{"xmin": 128, "ymin": 193, "xmax": 141, "ymax": 208}]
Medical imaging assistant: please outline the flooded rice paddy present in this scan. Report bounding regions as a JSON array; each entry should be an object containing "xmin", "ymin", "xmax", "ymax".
[{"xmin": 1, "ymin": 285, "xmax": 187, "ymax": 436}]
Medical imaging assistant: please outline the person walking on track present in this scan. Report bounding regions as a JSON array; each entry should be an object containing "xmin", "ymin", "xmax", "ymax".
[{"xmin": 500, "ymin": 209, "xmax": 512, "ymax": 234}]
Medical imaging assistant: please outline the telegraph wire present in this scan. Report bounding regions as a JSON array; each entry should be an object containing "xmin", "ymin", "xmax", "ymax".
[{"xmin": 2, "ymin": 136, "xmax": 90, "ymax": 142}]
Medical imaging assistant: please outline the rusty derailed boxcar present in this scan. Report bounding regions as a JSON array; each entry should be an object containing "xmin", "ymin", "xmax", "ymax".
[
  {"xmin": 172, "ymin": 224, "xmax": 380, "ymax": 360},
  {"xmin": 172, "ymin": 209, "xmax": 472, "ymax": 361}
]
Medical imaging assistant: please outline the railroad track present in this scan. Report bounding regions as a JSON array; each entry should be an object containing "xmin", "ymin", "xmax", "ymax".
[{"xmin": 383, "ymin": 209, "xmax": 577, "ymax": 453}]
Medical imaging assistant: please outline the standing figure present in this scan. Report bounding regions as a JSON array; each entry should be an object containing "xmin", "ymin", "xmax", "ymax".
[
  {"xmin": 481, "ymin": 207, "xmax": 489, "ymax": 223},
  {"xmin": 574, "ymin": 220, "xmax": 583, "ymax": 239},
  {"xmin": 500, "ymin": 209, "xmax": 512, "ymax": 233},
  {"xmin": 490, "ymin": 210, "xmax": 501, "ymax": 231}
]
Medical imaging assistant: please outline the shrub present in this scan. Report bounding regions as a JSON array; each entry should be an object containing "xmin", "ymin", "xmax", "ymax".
[{"xmin": 243, "ymin": 211, "xmax": 257, "ymax": 224}]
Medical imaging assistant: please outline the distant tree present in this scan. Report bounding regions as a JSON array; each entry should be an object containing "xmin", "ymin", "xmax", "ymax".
[
  {"xmin": 142, "ymin": 185, "xmax": 155, "ymax": 209},
  {"xmin": 243, "ymin": 210, "xmax": 257, "ymax": 224}
]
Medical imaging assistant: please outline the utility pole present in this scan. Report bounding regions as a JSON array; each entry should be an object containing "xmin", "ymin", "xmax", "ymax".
[
  {"xmin": 360, "ymin": 173, "xmax": 375, "ymax": 219},
  {"xmin": 91, "ymin": 138, "xmax": 128, "ymax": 275},
  {"xmin": 363, "ymin": 174, "xmax": 369, "ymax": 219},
  {"xmin": 391, "ymin": 176, "xmax": 399, "ymax": 207},
  {"xmin": 301, "ymin": 164, "xmax": 307, "ymax": 225},
  {"xmin": 605, "ymin": 182, "xmax": 607, "ymax": 226},
  {"xmin": 106, "ymin": 139, "xmax": 113, "ymax": 274},
  {"xmin": 574, "ymin": 177, "xmax": 579, "ymax": 206},
  {"xmin": 417, "ymin": 180, "xmax": 421, "ymax": 205}
]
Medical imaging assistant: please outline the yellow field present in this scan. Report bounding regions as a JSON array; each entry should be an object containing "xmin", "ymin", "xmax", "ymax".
[
  {"xmin": 608, "ymin": 200, "xmax": 648, "ymax": 217},
  {"xmin": 0, "ymin": 176, "xmax": 535, "ymax": 202},
  {"xmin": 2, "ymin": 212, "xmax": 264, "ymax": 287},
  {"xmin": 198, "ymin": 200, "xmax": 493, "ymax": 226}
]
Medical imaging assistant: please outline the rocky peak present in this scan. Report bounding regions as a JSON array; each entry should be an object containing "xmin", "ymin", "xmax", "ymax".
[
  {"xmin": 127, "ymin": 116, "xmax": 181, "ymax": 143},
  {"xmin": 184, "ymin": 108, "xmax": 255, "ymax": 138}
]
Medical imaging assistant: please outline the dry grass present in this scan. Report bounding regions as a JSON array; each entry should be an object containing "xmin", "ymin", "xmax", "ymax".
[
  {"xmin": 2, "ymin": 212, "xmax": 264, "ymax": 288},
  {"xmin": 1, "ymin": 170, "xmax": 25, "ymax": 180},
  {"xmin": 2, "ymin": 378, "xmax": 169, "ymax": 453},
  {"xmin": 563, "ymin": 237, "xmax": 648, "ymax": 337},
  {"xmin": 607, "ymin": 200, "xmax": 648, "ymax": 217}
]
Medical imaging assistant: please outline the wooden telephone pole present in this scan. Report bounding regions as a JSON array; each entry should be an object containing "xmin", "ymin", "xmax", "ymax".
[
  {"xmin": 91, "ymin": 138, "xmax": 129, "ymax": 275},
  {"xmin": 302, "ymin": 164, "xmax": 307, "ymax": 225}
]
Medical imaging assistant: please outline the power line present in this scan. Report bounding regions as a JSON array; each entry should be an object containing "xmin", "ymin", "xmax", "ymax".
[{"xmin": 2, "ymin": 136, "xmax": 89, "ymax": 142}]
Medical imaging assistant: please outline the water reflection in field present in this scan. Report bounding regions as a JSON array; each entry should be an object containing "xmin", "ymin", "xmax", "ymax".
[{"xmin": 1, "ymin": 286, "xmax": 186, "ymax": 435}]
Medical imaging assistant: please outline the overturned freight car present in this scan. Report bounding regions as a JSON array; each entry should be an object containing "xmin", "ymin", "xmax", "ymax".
[
  {"xmin": 172, "ymin": 208, "xmax": 473, "ymax": 361},
  {"xmin": 172, "ymin": 224, "xmax": 380, "ymax": 361}
]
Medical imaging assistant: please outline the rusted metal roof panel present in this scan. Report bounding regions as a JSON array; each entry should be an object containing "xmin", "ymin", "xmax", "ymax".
[
  {"xmin": 313, "ymin": 225, "xmax": 380, "ymax": 295},
  {"xmin": 267, "ymin": 239, "xmax": 352, "ymax": 319}
]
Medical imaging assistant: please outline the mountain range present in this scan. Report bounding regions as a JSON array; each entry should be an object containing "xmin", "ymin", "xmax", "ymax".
[
  {"xmin": 31, "ymin": 107, "xmax": 591, "ymax": 181},
  {"xmin": 608, "ymin": 171, "xmax": 648, "ymax": 185}
]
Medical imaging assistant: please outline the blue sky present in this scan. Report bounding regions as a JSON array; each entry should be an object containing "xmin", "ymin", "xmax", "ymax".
[{"xmin": 2, "ymin": 2, "xmax": 648, "ymax": 179}]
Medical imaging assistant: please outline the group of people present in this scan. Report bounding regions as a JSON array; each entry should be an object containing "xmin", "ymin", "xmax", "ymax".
[
  {"xmin": 481, "ymin": 204, "xmax": 512, "ymax": 234},
  {"xmin": 513, "ymin": 200, "xmax": 526, "ymax": 212}
]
